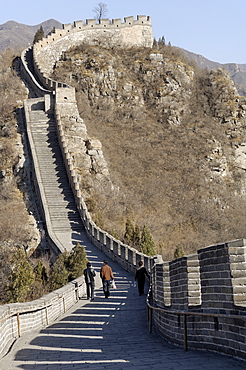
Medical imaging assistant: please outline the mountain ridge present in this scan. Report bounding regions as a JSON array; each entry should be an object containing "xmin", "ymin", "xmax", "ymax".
[
  {"xmin": 182, "ymin": 49, "xmax": 246, "ymax": 96},
  {"xmin": 0, "ymin": 19, "xmax": 62, "ymax": 52}
]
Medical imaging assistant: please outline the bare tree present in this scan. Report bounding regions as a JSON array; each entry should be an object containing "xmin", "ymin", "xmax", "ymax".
[{"xmin": 93, "ymin": 2, "xmax": 108, "ymax": 21}]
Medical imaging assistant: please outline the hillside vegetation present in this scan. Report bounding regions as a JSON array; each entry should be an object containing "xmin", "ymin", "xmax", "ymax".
[
  {"xmin": 0, "ymin": 49, "xmax": 32, "ymax": 246},
  {"xmin": 0, "ymin": 49, "xmax": 39, "ymax": 302},
  {"xmin": 52, "ymin": 42, "xmax": 246, "ymax": 260}
]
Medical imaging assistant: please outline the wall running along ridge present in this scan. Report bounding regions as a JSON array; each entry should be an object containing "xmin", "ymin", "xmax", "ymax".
[
  {"xmin": 1, "ymin": 16, "xmax": 246, "ymax": 361},
  {"xmin": 33, "ymin": 15, "xmax": 153, "ymax": 79},
  {"xmin": 0, "ymin": 18, "xmax": 155, "ymax": 358}
]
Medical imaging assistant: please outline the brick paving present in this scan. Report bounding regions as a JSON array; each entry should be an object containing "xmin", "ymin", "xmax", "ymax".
[{"xmin": 1, "ymin": 244, "xmax": 245, "ymax": 370}]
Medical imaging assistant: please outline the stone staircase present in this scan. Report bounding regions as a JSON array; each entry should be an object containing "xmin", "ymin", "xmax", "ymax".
[{"xmin": 26, "ymin": 97, "xmax": 87, "ymax": 252}]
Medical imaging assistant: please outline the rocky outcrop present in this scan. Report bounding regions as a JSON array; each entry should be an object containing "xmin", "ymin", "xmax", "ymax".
[
  {"xmin": 54, "ymin": 48, "xmax": 194, "ymax": 127},
  {"xmin": 49, "ymin": 43, "xmax": 246, "ymax": 254},
  {"xmin": 55, "ymin": 88, "xmax": 115, "ymax": 202}
]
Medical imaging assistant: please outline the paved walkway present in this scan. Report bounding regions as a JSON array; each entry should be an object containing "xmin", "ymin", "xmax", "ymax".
[{"xmin": 1, "ymin": 248, "xmax": 245, "ymax": 370}]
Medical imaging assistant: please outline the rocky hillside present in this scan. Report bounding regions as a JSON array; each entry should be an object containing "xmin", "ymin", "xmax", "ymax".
[
  {"xmin": 51, "ymin": 43, "xmax": 246, "ymax": 260},
  {"xmin": 0, "ymin": 49, "xmax": 44, "ymax": 301},
  {"xmin": 0, "ymin": 49, "xmax": 39, "ymax": 244},
  {"xmin": 183, "ymin": 49, "xmax": 246, "ymax": 96}
]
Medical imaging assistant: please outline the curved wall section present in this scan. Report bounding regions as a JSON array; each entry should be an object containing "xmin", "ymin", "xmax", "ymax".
[{"xmin": 33, "ymin": 15, "xmax": 153, "ymax": 77}]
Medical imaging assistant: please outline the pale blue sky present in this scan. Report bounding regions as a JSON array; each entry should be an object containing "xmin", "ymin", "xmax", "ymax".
[{"xmin": 1, "ymin": 0, "xmax": 246, "ymax": 64}]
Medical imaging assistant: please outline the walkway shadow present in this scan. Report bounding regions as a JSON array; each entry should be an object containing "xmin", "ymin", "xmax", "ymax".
[
  {"xmin": 13, "ymin": 271, "xmax": 156, "ymax": 369},
  {"xmin": 11, "ymin": 262, "xmax": 246, "ymax": 370}
]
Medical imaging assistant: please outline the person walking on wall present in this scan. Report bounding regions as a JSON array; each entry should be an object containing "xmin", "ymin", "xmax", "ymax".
[
  {"xmin": 100, "ymin": 260, "xmax": 114, "ymax": 298},
  {"xmin": 84, "ymin": 262, "xmax": 96, "ymax": 300},
  {"xmin": 135, "ymin": 261, "xmax": 150, "ymax": 296}
]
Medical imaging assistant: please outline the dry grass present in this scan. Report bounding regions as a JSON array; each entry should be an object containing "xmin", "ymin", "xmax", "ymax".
[
  {"xmin": 0, "ymin": 49, "xmax": 29, "ymax": 245},
  {"xmin": 0, "ymin": 49, "xmax": 42, "ymax": 302},
  {"xmin": 52, "ymin": 44, "xmax": 246, "ymax": 261}
]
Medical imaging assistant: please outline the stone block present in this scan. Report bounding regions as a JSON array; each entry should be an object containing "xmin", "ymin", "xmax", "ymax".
[
  {"xmin": 112, "ymin": 18, "xmax": 122, "ymax": 26},
  {"xmin": 86, "ymin": 19, "xmax": 97, "ymax": 26},
  {"xmin": 227, "ymin": 239, "xmax": 246, "ymax": 248},
  {"xmin": 74, "ymin": 20, "xmax": 84, "ymax": 28},
  {"xmin": 124, "ymin": 16, "xmax": 134, "ymax": 24}
]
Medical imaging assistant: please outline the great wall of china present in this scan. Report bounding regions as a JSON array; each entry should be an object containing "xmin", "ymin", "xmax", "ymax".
[{"xmin": 0, "ymin": 16, "xmax": 246, "ymax": 361}]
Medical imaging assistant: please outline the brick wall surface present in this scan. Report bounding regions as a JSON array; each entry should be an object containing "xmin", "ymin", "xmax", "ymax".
[
  {"xmin": 0, "ymin": 278, "xmax": 86, "ymax": 358},
  {"xmin": 151, "ymin": 241, "xmax": 246, "ymax": 360}
]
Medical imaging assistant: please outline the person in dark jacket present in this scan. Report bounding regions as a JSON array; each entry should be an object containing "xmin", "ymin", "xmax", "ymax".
[
  {"xmin": 135, "ymin": 261, "xmax": 150, "ymax": 296},
  {"xmin": 83, "ymin": 262, "xmax": 96, "ymax": 300},
  {"xmin": 100, "ymin": 260, "xmax": 114, "ymax": 298}
]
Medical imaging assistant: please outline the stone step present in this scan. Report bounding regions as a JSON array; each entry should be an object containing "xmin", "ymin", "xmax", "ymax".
[
  {"xmin": 49, "ymin": 210, "xmax": 79, "ymax": 215},
  {"xmin": 38, "ymin": 164, "xmax": 65, "ymax": 170},
  {"xmin": 27, "ymin": 95, "xmax": 84, "ymax": 246},
  {"xmin": 31, "ymin": 128, "xmax": 56, "ymax": 132}
]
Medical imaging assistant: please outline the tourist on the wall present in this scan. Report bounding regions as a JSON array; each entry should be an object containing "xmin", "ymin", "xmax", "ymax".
[
  {"xmin": 83, "ymin": 262, "xmax": 96, "ymax": 300},
  {"xmin": 100, "ymin": 260, "xmax": 115, "ymax": 298},
  {"xmin": 135, "ymin": 261, "xmax": 150, "ymax": 296}
]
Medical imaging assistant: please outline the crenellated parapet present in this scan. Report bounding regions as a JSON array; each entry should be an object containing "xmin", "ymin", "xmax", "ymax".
[
  {"xmin": 33, "ymin": 15, "xmax": 153, "ymax": 79},
  {"xmin": 64, "ymin": 15, "xmax": 152, "ymax": 29},
  {"xmin": 151, "ymin": 240, "xmax": 246, "ymax": 358},
  {"xmin": 152, "ymin": 240, "xmax": 246, "ymax": 310}
]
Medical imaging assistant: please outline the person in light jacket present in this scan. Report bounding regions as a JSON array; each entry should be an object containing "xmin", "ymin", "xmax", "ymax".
[
  {"xmin": 100, "ymin": 260, "xmax": 114, "ymax": 298},
  {"xmin": 84, "ymin": 262, "xmax": 96, "ymax": 300}
]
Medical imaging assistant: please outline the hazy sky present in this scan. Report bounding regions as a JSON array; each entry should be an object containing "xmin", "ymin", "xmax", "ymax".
[{"xmin": 1, "ymin": 0, "xmax": 246, "ymax": 64}]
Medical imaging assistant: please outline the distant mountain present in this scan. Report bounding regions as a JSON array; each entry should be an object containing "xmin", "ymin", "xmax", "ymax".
[
  {"xmin": 0, "ymin": 19, "xmax": 62, "ymax": 52},
  {"xmin": 182, "ymin": 49, "xmax": 246, "ymax": 96}
]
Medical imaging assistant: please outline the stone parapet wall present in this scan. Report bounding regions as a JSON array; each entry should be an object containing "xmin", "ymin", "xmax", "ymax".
[
  {"xmin": 20, "ymin": 47, "xmax": 51, "ymax": 98},
  {"xmin": 54, "ymin": 86, "xmax": 154, "ymax": 276},
  {"xmin": 152, "ymin": 240, "xmax": 246, "ymax": 309},
  {"xmin": 151, "ymin": 240, "xmax": 246, "ymax": 359},
  {"xmin": 0, "ymin": 277, "xmax": 85, "ymax": 358}
]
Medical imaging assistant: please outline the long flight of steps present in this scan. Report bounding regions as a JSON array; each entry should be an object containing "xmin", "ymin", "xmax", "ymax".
[{"xmin": 26, "ymin": 97, "xmax": 87, "ymax": 252}]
